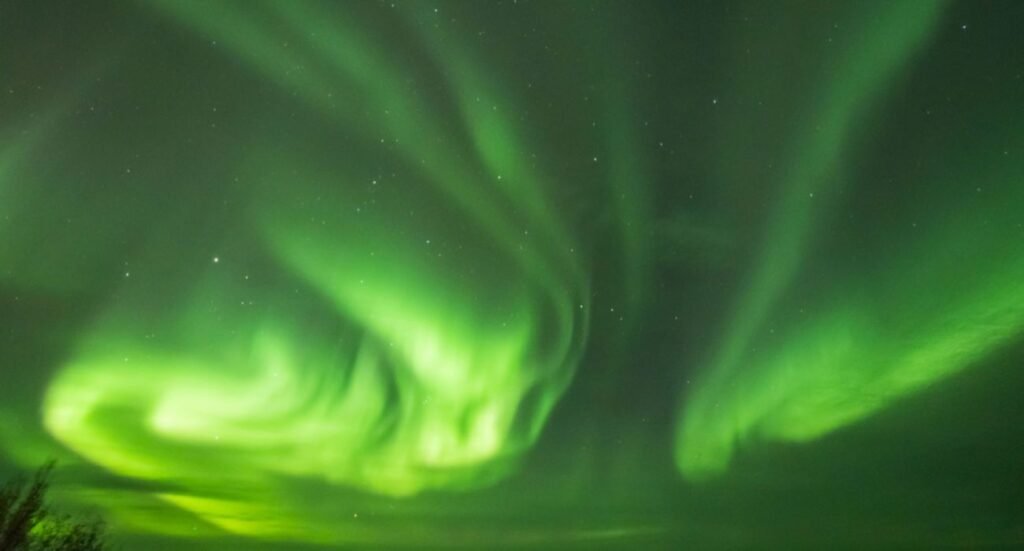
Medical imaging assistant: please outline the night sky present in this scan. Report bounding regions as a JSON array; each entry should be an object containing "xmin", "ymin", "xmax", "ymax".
[{"xmin": 3, "ymin": 1, "xmax": 1024, "ymax": 549}]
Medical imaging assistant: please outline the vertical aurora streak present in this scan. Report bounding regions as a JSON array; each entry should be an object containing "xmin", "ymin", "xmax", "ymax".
[{"xmin": 672, "ymin": 0, "xmax": 1024, "ymax": 480}]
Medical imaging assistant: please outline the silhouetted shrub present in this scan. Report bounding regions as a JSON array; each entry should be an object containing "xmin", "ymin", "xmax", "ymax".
[{"xmin": 0, "ymin": 462, "xmax": 107, "ymax": 551}]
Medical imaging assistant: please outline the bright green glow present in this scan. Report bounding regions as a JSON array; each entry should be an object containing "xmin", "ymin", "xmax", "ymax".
[
  {"xmin": 40, "ymin": 0, "xmax": 588, "ymax": 542},
  {"xmin": 677, "ymin": 154, "xmax": 1024, "ymax": 477},
  {"xmin": 256, "ymin": 156, "xmax": 584, "ymax": 489},
  {"xmin": 8, "ymin": 1, "xmax": 1024, "ymax": 548},
  {"xmin": 673, "ymin": 0, "xmax": 1024, "ymax": 480},
  {"xmin": 46, "ymin": 240, "xmax": 583, "ymax": 536}
]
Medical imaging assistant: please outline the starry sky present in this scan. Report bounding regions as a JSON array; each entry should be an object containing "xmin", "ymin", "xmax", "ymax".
[{"xmin": 3, "ymin": 1, "xmax": 1024, "ymax": 549}]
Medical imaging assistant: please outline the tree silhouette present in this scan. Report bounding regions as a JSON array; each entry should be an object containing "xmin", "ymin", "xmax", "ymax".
[{"xmin": 0, "ymin": 462, "xmax": 107, "ymax": 551}]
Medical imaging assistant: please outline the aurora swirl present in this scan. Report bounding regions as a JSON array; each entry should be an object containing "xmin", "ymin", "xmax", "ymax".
[
  {"xmin": 3, "ymin": 1, "xmax": 1024, "ymax": 549},
  {"xmin": 38, "ymin": 0, "xmax": 591, "ymax": 541}
]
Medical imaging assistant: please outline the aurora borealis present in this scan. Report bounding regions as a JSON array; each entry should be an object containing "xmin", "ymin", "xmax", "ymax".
[{"xmin": 3, "ymin": 0, "xmax": 1024, "ymax": 549}]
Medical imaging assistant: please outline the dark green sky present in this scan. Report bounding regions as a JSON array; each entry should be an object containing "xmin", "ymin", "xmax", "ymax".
[{"xmin": 3, "ymin": 1, "xmax": 1024, "ymax": 549}]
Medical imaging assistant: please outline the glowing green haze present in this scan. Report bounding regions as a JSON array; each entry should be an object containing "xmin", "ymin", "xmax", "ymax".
[
  {"xmin": 672, "ymin": 0, "xmax": 1024, "ymax": 480},
  {"xmin": 5, "ymin": 1, "xmax": 1024, "ymax": 549},
  {"xmin": 40, "ymin": 0, "xmax": 589, "ymax": 541}
]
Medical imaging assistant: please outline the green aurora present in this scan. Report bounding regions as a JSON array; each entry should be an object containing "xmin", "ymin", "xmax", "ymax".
[{"xmin": 3, "ymin": 0, "xmax": 1024, "ymax": 548}]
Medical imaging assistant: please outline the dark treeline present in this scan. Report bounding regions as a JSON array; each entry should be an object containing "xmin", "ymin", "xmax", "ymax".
[{"xmin": 0, "ymin": 462, "xmax": 107, "ymax": 551}]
